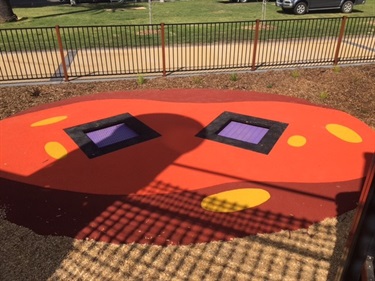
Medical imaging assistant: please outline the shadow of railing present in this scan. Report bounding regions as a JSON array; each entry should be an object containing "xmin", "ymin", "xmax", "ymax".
[
  {"xmin": 0, "ymin": 175, "xmax": 360, "ymax": 280},
  {"xmin": 0, "ymin": 101, "xmax": 372, "ymax": 280}
]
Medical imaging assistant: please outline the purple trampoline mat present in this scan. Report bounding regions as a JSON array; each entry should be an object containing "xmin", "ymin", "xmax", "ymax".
[
  {"xmin": 218, "ymin": 121, "xmax": 269, "ymax": 144},
  {"xmin": 86, "ymin": 124, "xmax": 139, "ymax": 148}
]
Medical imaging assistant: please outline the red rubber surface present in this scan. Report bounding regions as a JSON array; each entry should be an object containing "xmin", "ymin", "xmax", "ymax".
[{"xmin": 0, "ymin": 89, "xmax": 374, "ymax": 245}]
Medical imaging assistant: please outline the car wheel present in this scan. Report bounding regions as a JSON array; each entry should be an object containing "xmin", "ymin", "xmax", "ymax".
[
  {"xmin": 293, "ymin": 2, "xmax": 307, "ymax": 15},
  {"xmin": 239, "ymin": 0, "xmax": 248, "ymax": 2},
  {"xmin": 341, "ymin": 1, "xmax": 354, "ymax": 13}
]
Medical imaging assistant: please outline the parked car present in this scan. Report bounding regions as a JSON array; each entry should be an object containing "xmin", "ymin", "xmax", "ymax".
[{"xmin": 275, "ymin": 0, "xmax": 366, "ymax": 15}]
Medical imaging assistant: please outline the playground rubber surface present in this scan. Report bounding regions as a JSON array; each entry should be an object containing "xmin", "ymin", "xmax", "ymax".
[{"xmin": 0, "ymin": 89, "xmax": 374, "ymax": 246}]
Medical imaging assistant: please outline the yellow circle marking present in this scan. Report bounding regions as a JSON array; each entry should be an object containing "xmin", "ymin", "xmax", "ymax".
[
  {"xmin": 326, "ymin": 124, "xmax": 362, "ymax": 143},
  {"xmin": 201, "ymin": 188, "xmax": 270, "ymax": 213},
  {"xmin": 45, "ymin": 142, "xmax": 68, "ymax": 160},
  {"xmin": 31, "ymin": 116, "xmax": 67, "ymax": 127},
  {"xmin": 287, "ymin": 135, "xmax": 307, "ymax": 147}
]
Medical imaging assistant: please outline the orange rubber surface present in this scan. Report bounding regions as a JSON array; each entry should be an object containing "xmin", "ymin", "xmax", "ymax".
[{"xmin": 0, "ymin": 89, "xmax": 374, "ymax": 245}]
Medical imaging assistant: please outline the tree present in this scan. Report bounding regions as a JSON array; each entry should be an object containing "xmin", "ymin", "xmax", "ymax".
[{"xmin": 0, "ymin": 0, "xmax": 18, "ymax": 23}]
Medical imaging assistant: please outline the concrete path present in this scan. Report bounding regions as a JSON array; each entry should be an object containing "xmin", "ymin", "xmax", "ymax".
[{"xmin": 1, "ymin": 35, "xmax": 374, "ymax": 84}]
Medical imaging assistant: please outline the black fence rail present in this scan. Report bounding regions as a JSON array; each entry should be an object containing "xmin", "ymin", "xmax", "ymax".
[
  {"xmin": 0, "ymin": 16, "xmax": 374, "ymax": 82},
  {"xmin": 0, "ymin": 27, "xmax": 62, "ymax": 81}
]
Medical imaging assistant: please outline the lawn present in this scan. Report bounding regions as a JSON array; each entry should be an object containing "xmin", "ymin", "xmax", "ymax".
[
  {"xmin": 1, "ymin": 0, "xmax": 374, "ymax": 52},
  {"xmin": 2, "ymin": 0, "xmax": 375, "ymax": 28}
]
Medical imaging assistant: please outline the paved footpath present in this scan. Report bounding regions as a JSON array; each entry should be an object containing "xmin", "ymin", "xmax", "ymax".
[
  {"xmin": 2, "ymin": 2, "xmax": 375, "ymax": 83},
  {"xmin": 1, "ymin": 35, "xmax": 374, "ymax": 84}
]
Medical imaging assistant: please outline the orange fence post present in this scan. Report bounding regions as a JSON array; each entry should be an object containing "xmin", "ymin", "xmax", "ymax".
[
  {"xmin": 161, "ymin": 23, "xmax": 167, "ymax": 77},
  {"xmin": 334, "ymin": 16, "xmax": 348, "ymax": 66},
  {"xmin": 251, "ymin": 19, "xmax": 260, "ymax": 71},
  {"xmin": 55, "ymin": 25, "xmax": 69, "ymax": 82}
]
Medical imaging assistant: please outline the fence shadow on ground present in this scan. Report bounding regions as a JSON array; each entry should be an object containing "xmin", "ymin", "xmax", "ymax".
[
  {"xmin": 0, "ymin": 106, "xmax": 372, "ymax": 279},
  {"xmin": 2, "ymin": 16, "xmax": 375, "ymax": 83},
  {"xmin": 0, "ymin": 164, "xmax": 365, "ymax": 280},
  {"xmin": 0, "ymin": 177, "xmax": 356, "ymax": 280}
]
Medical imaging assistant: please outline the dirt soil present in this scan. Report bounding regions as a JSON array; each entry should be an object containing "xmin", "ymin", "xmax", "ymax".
[
  {"xmin": 1, "ymin": 65, "xmax": 375, "ymax": 127},
  {"xmin": 0, "ymin": 65, "xmax": 374, "ymax": 281}
]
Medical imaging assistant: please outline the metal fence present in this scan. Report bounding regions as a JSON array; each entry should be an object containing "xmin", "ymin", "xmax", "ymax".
[{"xmin": 0, "ymin": 16, "xmax": 374, "ymax": 82}]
